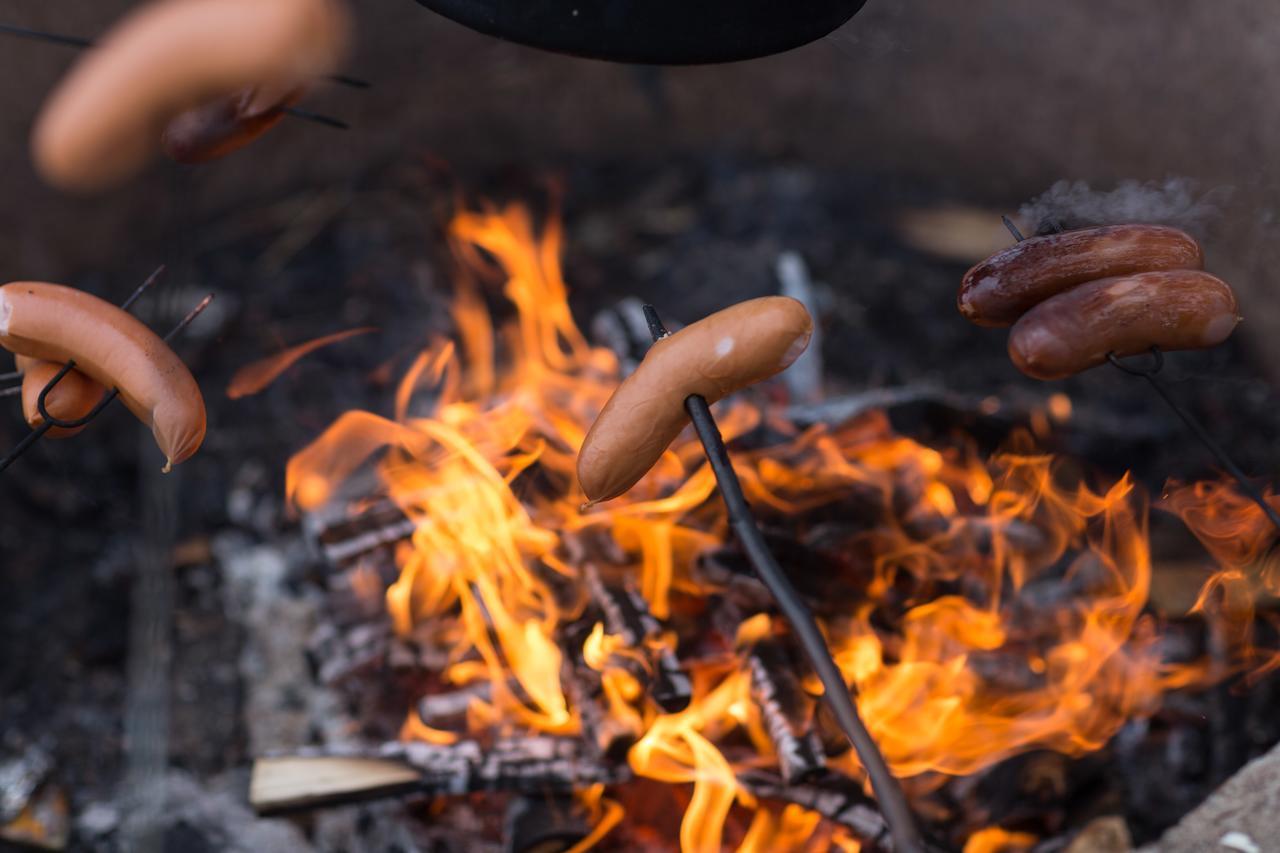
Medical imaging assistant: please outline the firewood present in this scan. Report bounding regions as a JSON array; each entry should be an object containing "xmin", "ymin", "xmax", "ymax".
[
  {"xmin": 582, "ymin": 564, "xmax": 692, "ymax": 713},
  {"xmin": 250, "ymin": 737, "xmax": 626, "ymax": 815},
  {"xmin": 747, "ymin": 640, "xmax": 826, "ymax": 784}
]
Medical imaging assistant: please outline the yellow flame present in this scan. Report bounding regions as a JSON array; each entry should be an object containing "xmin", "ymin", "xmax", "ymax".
[{"xmin": 286, "ymin": 197, "xmax": 1266, "ymax": 851}]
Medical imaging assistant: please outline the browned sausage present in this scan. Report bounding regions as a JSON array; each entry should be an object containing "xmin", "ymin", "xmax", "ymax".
[
  {"xmin": 161, "ymin": 83, "xmax": 302, "ymax": 164},
  {"xmin": 1007, "ymin": 270, "xmax": 1239, "ymax": 380},
  {"xmin": 0, "ymin": 283, "xmax": 206, "ymax": 469},
  {"xmin": 32, "ymin": 0, "xmax": 349, "ymax": 192},
  {"xmin": 577, "ymin": 296, "xmax": 812, "ymax": 504},
  {"xmin": 959, "ymin": 225, "xmax": 1203, "ymax": 327},
  {"xmin": 15, "ymin": 355, "xmax": 105, "ymax": 438}
]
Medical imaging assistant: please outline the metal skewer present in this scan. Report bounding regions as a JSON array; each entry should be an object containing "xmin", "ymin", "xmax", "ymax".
[
  {"xmin": 0, "ymin": 22, "xmax": 359, "ymax": 129},
  {"xmin": 0, "ymin": 266, "xmax": 212, "ymax": 474},
  {"xmin": 1001, "ymin": 216, "xmax": 1280, "ymax": 535},
  {"xmin": 641, "ymin": 304, "xmax": 926, "ymax": 853}
]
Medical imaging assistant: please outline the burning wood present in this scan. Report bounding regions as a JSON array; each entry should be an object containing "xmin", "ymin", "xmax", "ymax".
[
  {"xmin": 747, "ymin": 639, "xmax": 826, "ymax": 785},
  {"xmin": 581, "ymin": 564, "xmax": 692, "ymax": 713},
  {"xmin": 277, "ymin": 199, "xmax": 1280, "ymax": 851}
]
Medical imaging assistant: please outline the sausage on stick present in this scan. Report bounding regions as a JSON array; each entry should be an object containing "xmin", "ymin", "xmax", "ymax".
[
  {"xmin": 959, "ymin": 224, "xmax": 1203, "ymax": 327},
  {"xmin": 0, "ymin": 282, "xmax": 206, "ymax": 469},
  {"xmin": 32, "ymin": 0, "xmax": 349, "ymax": 191},
  {"xmin": 14, "ymin": 355, "xmax": 105, "ymax": 438},
  {"xmin": 1007, "ymin": 269, "xmax": 1239, "ymax": 380},
  {"xmin": 577, "ymin": 296, "xmax": 812, "ymax": 504}
]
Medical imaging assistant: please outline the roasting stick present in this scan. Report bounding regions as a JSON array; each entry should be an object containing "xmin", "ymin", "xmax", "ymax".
[
  {"xmin": 0, "ymin": 22, "xmax": 359, "ymax": 131},
  {"xmin": 641, "ymin": 305, "xmax": 925, "ymax": 853},
  {"xmin": 1000, "ymin": 216, "xmax": 1280, "ymax": 536},
  {"xmin": 0, "ymin": 268, "xmax": 213, "ymax": 473}
]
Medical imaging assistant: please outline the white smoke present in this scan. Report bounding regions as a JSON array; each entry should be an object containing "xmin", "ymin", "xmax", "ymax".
[{"xmin": 1018, "ymin": 178, "xmax": 1230, "ymax": 238}]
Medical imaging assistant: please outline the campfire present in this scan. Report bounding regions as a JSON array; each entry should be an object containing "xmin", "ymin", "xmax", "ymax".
[{"xmin": 239, "ymin": 199, "xmax": 1280, "ymax": 851}]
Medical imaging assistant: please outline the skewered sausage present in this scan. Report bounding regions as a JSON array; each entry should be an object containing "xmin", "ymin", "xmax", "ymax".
[
  {"xmin": 0, "ymin": 282, "xmax": 206, "ymax": 469},
  {"xmin": 577, "ymin": 296, "xmax": 812, "ymax": 504},
  {"xmin": 959, "ymin": 225, "xmax": 1203, "ymax": 327},
  {"xmin": 161, "ymin": 83, "xmax": 303, "ymax": 164},
  {"xmin": 15, "ymin": 355, "xmax": 105, "ymax": 439},
  {"xmin": 32, "ymin": 0, "xmax": 349, "ymax": 192},
  {"xmin": 1007, "ymin": 270, "xmax": 1239, "ymax": 380}
]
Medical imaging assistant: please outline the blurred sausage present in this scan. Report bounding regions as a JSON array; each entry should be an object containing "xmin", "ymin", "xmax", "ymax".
[
  {"xmin": 577, "ymin": 296, "xmax": 812, "ymax": 504},
  {"xmin": 0, "ymin": 282, "xmax": 206, "ymax": 468},
  {"xmin": 32, "ymin": 0, "xmax": 349, "ymax": 192},
  {"xmin": 1008, "ymin": 270, "xmax": 1239, "ymax": 380},
  {"xmin": 14, "ymin": 355, "xmax": 105, "ymax": 439},
  {"xmin": 959, "ymin": 225, "xmax": 1203, "ymax": 327},
  {"xmin": 161, "ymin": 83, "xmax": 303, "ymax": 164}
]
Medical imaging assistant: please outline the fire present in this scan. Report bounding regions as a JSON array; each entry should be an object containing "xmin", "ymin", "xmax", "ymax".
[{"xmin": 287, "ymin": 197, "xmax": 1273, "ymax": 849}]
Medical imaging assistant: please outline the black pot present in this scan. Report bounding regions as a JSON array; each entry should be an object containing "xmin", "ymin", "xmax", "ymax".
[{"xmin": 414, "ymin": 0, "xmax": 869, "ymax": 64}]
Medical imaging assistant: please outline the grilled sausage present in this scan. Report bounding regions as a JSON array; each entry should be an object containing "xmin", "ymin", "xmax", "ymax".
[
  {"xmin": 15, "ymin": 355, "xmax": 105, "ymax": 438},
  {"xmin": 1007, "ymin": 270, "xmax": 1239, "ymax": 380},
  {"xmin": 32, "ymin": 0, "xmax": 349, "ymax": 192},
  {"xmin": 959, "ymin": 225, "xmax": 1203, "ymax": 327},
  {"xmin": 577, "ymin": 296, "xmax": 812, "ymax": 504},
  {"xmin": 0, "ymin": 283, "xmax": 206, "ymax": 468},
  {"xmin": 161, "ymin": 83, "xmax": 303, "ymax": 164}
]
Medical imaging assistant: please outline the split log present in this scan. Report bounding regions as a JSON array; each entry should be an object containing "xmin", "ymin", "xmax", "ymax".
[
  {"xmin": 582, "ymin": 564, "xmax": 692, "ymax": 713},
  {"xmin": 251, "ymin": 736, "xmax": 627, "ymax": 815},
  {"xmin": 747, "ymin": 640, "xmax": 826, "ymax": 784}
]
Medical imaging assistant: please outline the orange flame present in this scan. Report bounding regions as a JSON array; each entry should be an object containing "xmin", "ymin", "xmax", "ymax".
[{"xmin": 287, "ymin": 197, "xmax": 1268, "ymax": 850}]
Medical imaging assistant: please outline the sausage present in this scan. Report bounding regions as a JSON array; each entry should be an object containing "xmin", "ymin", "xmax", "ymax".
[
  {"xmin": 959, "ymin": 225, "xmax": 1203, "ymax": 327},
  {"xmin": 1007, "ymin": 270, "xmax": 1239, "ymax": 380},
  {"xmin": 577, "ymin": 296, "xmax": 812, "ymax": 504},
  {"xmin": 0, "ymin": 283, "xmax": 206, "ymax": 469},
  {"xmin": 161, "ymin": 83, "xmax": 303, "ymax": 164},
  {"xmin": 15, "ymin": 355, "xmax": 105, "ymax": 439},
  {"xmin": 32, "ymin": 0, "xmax": 349, "ymax": 192}
]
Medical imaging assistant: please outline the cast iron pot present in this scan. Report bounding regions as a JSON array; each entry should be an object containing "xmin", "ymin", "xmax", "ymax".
[{"xmin": 414, "ymin": 0, "xmax": 869, "ymax": 64}]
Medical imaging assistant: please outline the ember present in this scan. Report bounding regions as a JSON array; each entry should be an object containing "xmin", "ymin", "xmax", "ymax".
[{"xmin": 277, "ymin": 199, "xmax": 1280, "ymax": 849}]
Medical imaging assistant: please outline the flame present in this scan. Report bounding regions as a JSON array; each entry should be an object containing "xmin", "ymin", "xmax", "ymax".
[
  {"xmin": 287, "ymin": 197, "xmax": 1273, "ymax": 850},
  {"xmin": 963, "ymin": 827, "xmax": 1038, "ymax": 853},
  {"xmin": 227, "ymin": 326, "xmax": 375, "ymax": 399}
]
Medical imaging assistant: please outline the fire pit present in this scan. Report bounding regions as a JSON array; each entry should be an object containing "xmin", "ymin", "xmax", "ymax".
[{"xmin": 4, "ymin": 7, "xmax": 1280, "ymax": 845}]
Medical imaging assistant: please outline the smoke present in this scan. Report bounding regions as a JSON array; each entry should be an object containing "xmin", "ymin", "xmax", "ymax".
[{"xmin": 1018, "ymin": 178, "xmax": 1231, "ymax": 238}]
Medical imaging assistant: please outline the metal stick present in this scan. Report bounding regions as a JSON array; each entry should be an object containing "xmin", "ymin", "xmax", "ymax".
[
  {"xmin": 281, "ymin": 107, "xmax": 349, "ymax": 131},
  {"xmin": 641, "ymin": 304, "xmax": 925, "ymax": 853},
  {"xmin": 1001, "ymin": 218, "xmax": 1280, "ymax": 536},
  {"xmin": 0, "ymin": 22, "xmax": 92, "ymax": 49}
]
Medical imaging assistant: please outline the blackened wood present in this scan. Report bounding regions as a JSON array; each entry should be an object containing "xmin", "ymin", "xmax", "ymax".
[
  {"xmin": 747, "ymin": 640, "xmax": 826, "ymax": 784},
  {"xmin": 560, "ymin": 641, "xmax": 641, "ymax": 764},
  {"xmin": 582, "ymin": 564, "xmax": 692, "ymax": 712},
  {"xmin": 738, "ymin": 770, "xmax": 893, "ymax": 848}
]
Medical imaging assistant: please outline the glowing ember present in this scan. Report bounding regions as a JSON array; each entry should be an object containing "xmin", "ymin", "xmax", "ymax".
[{"xmin": 287, "ymin": 198, "xmax": 1277, "ymax": 849}]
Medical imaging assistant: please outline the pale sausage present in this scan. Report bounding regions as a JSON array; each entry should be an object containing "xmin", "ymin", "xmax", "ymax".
[
  {"xmin": 0, "ymin": 283, "xmax": 206, "ymax": 468},
  {"xmin": 32, "ymin": 0, "xmax": 349, "ymax": 192},
  {"xmin": 577, "ymin": 296, "xmax": 812, "ymax": 504},
  {"xmin": 15, "ymin": 355, "xmax": 105, "ymax": 438}
]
